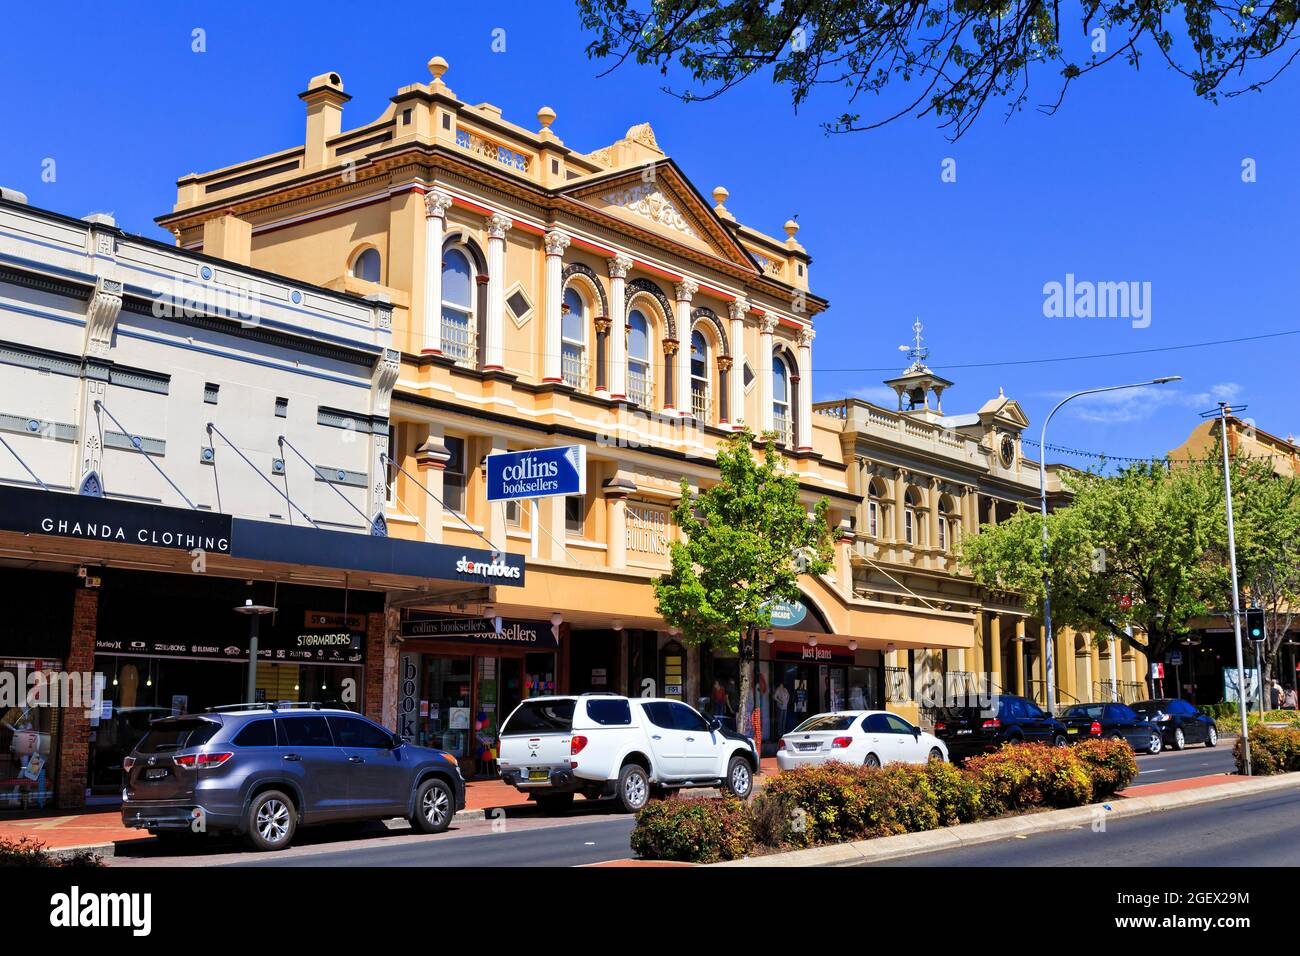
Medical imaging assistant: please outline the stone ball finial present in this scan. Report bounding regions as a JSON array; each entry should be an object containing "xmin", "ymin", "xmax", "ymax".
[
  {"xmin": 712, "ymin": 185, "xmax": 729, "ymax": 207},
  {"xmin": 537, "ymin": 106, "xmax": 557, "ymax": 129},
  {"xmin": 428, "ymin": 56, "xmax": 449, "ymax": 81},
  {"xmin": 784, "ymin": 218, "xmax": 800, "ymax": 239}
]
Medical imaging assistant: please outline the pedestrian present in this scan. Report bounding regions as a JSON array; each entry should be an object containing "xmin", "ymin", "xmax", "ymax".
[
  {"xmin": 1271, "ymin": 680, "xmax": 1284, "ymax": 711},
  {"xmin": 1285, "ymin": 686, "xmax": 1298, "ymax": 711}
]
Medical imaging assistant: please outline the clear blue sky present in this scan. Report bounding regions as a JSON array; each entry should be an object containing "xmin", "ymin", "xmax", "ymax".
[{"xmin": 3, "ymin": 2, "xmax": 1296, "ymax": 465}]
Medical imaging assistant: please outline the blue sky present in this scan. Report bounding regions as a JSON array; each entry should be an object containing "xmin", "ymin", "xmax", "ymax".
[{"xmin": 3, "ymin": 2, "xmax": 1296, "ymax": 465}]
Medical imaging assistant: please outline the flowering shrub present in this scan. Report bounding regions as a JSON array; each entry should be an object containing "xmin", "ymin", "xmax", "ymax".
[
  {"xmin": 629, "ymin": 796, "xmax": 755, "ymax": 863},
  {"xmin": 964, "ymin": 743, "xmax": 1094, "ymax": 810},
  {"xmin": 1236, "ymin": 725, "xmax": 1300, "ymax": 775},
  {"xmin": 0, "ymin": 836, "xmax": 104, "ymax": 868},
  {"xmin": 1071, "ymin": 738, "xmax": 1140, "ymax": 797}
]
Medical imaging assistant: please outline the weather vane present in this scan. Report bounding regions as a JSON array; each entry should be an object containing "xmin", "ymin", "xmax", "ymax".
[{"xmin": 898, "ymin": 317, "xmax": 928, "ymax": 368}]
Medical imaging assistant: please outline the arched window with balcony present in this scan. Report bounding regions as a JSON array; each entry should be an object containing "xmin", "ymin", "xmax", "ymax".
[
  {"xmin": 441, "ymin": 245, "xmax": 477, "ymax": 367},
  {"xmin": 689, "ymin": 329, "xmax": 711, "ymax": 421},
  {"xmin": 561, "ymin": 287, "xmax": 588, "ymax": 389},
  {"xmin": 627, "ymin": 308, "xmax": 653, "ymax": 408},
  {"xmin": 772, "ymin": 354, "xmax": 792, "ymax": 444},
  {"xmin": 350, "ymin": 247, "xmax": 381, "ymax": 283}
]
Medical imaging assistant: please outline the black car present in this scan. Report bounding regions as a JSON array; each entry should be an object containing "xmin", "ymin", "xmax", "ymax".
[
  {"xmin": 1059, "ymin": 702, "xmax": 1164, "ymax": 754},
  {"xmin": 120, "ymin": 703, "xmax": 466, "ymax": 851},
  {"xmin": 1130, "ymin": 699, "xmax": 1219, "ymax": 750},
  {"xmin": 933, "ymin": 694, "xmax": 1070, "ymax": 762}
]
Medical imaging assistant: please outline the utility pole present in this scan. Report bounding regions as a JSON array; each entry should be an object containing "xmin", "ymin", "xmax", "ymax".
[{"xmin": 1202, "ymin": 402, "xmax": 1251, "ymax": 774}]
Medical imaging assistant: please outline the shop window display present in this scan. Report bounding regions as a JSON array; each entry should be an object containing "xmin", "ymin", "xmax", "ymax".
[{"xmin": 0, "ymin": 660, "xmax": 60, "ymax": 811}]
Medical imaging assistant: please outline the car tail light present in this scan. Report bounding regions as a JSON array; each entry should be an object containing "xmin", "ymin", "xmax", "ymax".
[
  {"xmin": 123, "ymin": 756, "xmax": 135, "ymax": 771},
  {"xmin": 981, "ymin": 718, "xmax": 1001, "ymax": 729},
  {"xmin": 570, "ymin": 735, "xmax": 588, "ymax": 755},
  {"xmin": 174, "ymin": 752, "xmax": 233, "ymax": 769},
  {"xmin": 934, "ymin": 721, "xmax": 946, "ymax": 731},
  {"xmin": 1089, "ymin": 721, "xmax": 1102, "ymax": 736},
  {"xmin": 777, "ymin": 738, "xmax": 788, "ymax": 751},
  {"xmin": 832, "ymin": 737, "xmax": 853, "ymax": 749}
]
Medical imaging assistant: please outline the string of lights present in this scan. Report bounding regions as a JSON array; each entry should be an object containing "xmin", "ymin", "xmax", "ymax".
[{"xmin": 1022, "ymin": 437, "xmax": 1289, "ymax": 467}]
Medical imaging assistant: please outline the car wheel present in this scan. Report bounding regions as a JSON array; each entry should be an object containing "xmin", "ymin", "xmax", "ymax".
[
  {"xmin": 722, "ymin": 756, "xmax": 753, "ymax": 799},
  {"xmin": 1147, "ymin": 731, "xmax": 1163, "ymax": 755},
  {"xmin": 246, "ymin": 790, "xmax": 296, "ymax": 852},
  {"xmin": 928, "ymin": 748, "xmax": 945, "ymax": 763},
  {"xmin": 1205, "ymin": 725, "xmax": 1218, "ymax": 748},
  {"xmin": 410, "ymin": 778, "xmax": 454, "ymax": 834},
  {"xmin": 1052, "ymin": 735, "xmax": 1068, "ymax": 748},
  {"xmin": 863, "ymin": 753, "xmax": 881, "ymax": 769},
  {"xmin": 616, "ymin": 764, "xmax": 650, "ymax": 813},
  {"xmin": 1172, "ymin": 727, "xmax": 1186, "ymax": 750},
  {"xmin": 534, "ymin": 792, "xmax": 575, "ymax": 814}
]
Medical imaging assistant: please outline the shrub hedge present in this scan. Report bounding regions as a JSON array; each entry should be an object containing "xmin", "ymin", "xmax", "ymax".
[
  {"xmin": 0, "ymin": 836, "xmax": 104, "ymax": 868},
  {"xmin": 631, "ymin": 739, "xmax": 1142, "ymax": 862},
  {"xmin": 1235, "ymin": 725, "xmax": 1300, "ymax": 775}
]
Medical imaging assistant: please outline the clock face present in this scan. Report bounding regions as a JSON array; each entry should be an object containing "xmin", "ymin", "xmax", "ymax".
[{"xmin": 999, "ymin": 435, "xmax": 1016, "ymax": 467}]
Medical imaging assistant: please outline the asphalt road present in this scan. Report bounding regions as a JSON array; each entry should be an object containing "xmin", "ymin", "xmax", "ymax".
[
  {"xmin": 881, "ymin": 787, "xmax": 1300, "ymax": 867},
  {"xmin": 107, "ymin": 745, "xmax": 1239, "ymax": 867}
]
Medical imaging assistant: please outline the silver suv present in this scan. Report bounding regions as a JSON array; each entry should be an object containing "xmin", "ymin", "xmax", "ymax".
[{"xmin": 120, "ymin": 703, "xmax": 465, "ymax": 851}]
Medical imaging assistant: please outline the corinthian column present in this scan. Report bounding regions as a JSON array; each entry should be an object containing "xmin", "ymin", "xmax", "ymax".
[
  {"xmin": 542, "ymin": 229, "xmax": 571, "ymax": 383},
  {"xmin": 608, "ymin": 255, "xmax": 632, "ymax": 400},
  {"xmin": 758, "ymin": 314, "xmax": 777, "ymax": 433},
  {"xmin": 728, "ymin": 297, "xmax": 748, "ymax": 430},
  {"xmin": 675, "ymin": 279, "xmax": 698, "ymax": 416},
  {"xmin": 483, "ymin": 213, "xmax": 512, "ymax": 371},
  {"xmin": 796, "ymin": 326, "xmax": 815, "ymax": 451},
  {"xmin": 421, "ymin": 190, "xmax": 453, "ymax": 355}
]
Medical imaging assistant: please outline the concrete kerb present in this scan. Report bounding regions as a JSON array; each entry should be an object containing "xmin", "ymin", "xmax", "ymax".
[{"xmin": 712, "ymin": 772, "xmax": 1300, "ymax": 867}]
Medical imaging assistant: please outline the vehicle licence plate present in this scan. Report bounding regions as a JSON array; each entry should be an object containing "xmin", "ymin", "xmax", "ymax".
[
  {"xmin": 144, "ymin": 768, "xmax": 169, "ymax": 780},
  {"xmin": 956, "ymin": 729, "xmax": 972, "ymax": 735},
  {"xmin": 796, "ymin": 743, "xmax": 819, "ymax": 751},
  {"xmin": 1068, "ymin": 728, "xmax": 1079, "ymax": 734},
  {"xmin": 527, "ymin": 770, "xmax": 548, "ymax": 782}
]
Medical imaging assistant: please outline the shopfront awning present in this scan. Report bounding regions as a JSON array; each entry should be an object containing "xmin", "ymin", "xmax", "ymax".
[{"xmin": 0, "ymin": 483, "xmax": 525, "ymax": 592}]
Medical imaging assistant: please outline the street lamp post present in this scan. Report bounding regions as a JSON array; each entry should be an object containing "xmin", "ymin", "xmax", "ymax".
[
  {"xmin": 1038, "ymin": 376, "xmax": 1182, "ymax": 716},
  {"xmin": 234, "ymin": 598, "xmax": 278, "ymax": 704}
]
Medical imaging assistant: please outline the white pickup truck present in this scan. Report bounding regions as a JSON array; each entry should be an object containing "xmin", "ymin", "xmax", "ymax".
[{"xmin": 498, "ymin": 694, "xmax": 759, "ymax": 812}]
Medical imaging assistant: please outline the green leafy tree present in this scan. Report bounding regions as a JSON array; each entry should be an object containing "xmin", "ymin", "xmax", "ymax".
[
  {"xmin": 960, "ymin": 460, "xmax": 1224, "ymax": 693},
  {"xmin": 655, "ymin": 428, "xmax": 835, "ymax": 736},
  {"xmin": 1221, "ymin": 457, "xmax": 1300, "ymax": 691},
  {"xmin": 578, "ymin": 0, "xmax": 1300, "ymax": 139}
]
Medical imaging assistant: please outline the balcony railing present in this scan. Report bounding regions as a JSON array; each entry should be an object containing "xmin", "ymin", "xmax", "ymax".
[
  {"xmin": 561, "ymin": 344, "xmax": 587, "ymax": 390},
  {"xmin": 885, "ymin": 666, "xmax": 911, "ymax": 703},
  {"xmin": 441, "ymin": 314, "xmax": 476, "ymax": 368},
  {"xmin": 454, "ymin": 128, "xmax": 531, "ymax": 173},
  {"xmin": 773, "ymin": 407, "xmax": 792, "ymax": 444}
]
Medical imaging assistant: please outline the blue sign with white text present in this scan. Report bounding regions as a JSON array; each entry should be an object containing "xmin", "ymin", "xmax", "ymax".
[{"xmin": 486, "ymin": 445, "xmax": 586, "ymax": 502}]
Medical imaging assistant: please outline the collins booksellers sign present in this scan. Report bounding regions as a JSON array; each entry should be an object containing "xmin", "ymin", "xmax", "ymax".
[
  {"xmin": 401, "ymin": 616, "xmax": 559, "ymax": 649},
  {"xmin": 485, "ymin": 446, "xmax": 586, "ymax": 502}
]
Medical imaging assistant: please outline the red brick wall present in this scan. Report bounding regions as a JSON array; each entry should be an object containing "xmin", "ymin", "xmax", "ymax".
[
  {"xmin": 363, "ymin": 611, "xmax": 386, "ymax": 726},
  {"xmin": 56, "ymin": 586, "xmax": 98, "ymax": 809}
]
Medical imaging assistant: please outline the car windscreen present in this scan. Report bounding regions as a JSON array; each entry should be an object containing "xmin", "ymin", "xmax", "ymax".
[
  {"xmin": 791, "ymin": 714, "xmax": 857, "ymax": 733},
  {"xmin": 135, "ymin": 718, "xmax": 220, "ymax": 754},
  {"xmin": 1063, "ymin": 704, "xmax": 1105, "ymax": 719},
  {"xmin": 501, "ymin": 699, "xmax": 576, "ymax": 735}
]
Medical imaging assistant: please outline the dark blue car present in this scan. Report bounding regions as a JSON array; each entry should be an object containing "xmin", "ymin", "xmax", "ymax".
[
  {"xmin": 1060, "ymin": 702, "xmax": 1164, "ymax": 754},
  {"xmin": 120, "ymin": 703, "xmax": 465, "ymax": 851}
]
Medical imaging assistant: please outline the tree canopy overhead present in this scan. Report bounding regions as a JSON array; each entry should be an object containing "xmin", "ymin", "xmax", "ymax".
[{"xmin": 578, "ymin": 0, "xmax": 1300, "ymax": 139}]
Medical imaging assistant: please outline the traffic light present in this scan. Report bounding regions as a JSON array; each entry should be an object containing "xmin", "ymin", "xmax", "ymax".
[{"xmin": 1246, "ymin": 607, "xmax": 1265, "ymax": 642}]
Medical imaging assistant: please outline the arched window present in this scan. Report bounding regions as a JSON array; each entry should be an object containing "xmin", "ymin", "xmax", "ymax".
[
  {"xmin": 351, "ymin": 248, "xmax": 381, "ymax": 283},
  {"xmin": 773, "ymin": 355, "xmax": 792, "ymax": 444},
  {"xmin": 690, "ymin": 329, "xmax": 710, "ymax": 421},
  {"xmin": 866, "ymin": 479, "xmax": 882, "ymax": 538},
  {"xmin": 904, "ymin": 488, "xmax": 918, "ymax": 546},
  {"xmin": 441, "ymin": 247, "xmax": 475, "ymax": 367},
  {"xmin": 938, "ymin": 498, "xmax": 951, "ymax": 552},
  {"xmin": 561, "ymin": 287, "xmax": 587, "ymax": 389},
  {"xmin": 627, "ymin": 309, "xmax": 652, "ymax": 407}
]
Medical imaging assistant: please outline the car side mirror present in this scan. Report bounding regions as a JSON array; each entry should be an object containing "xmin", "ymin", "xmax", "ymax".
[
  {"xmin": 708, "ymin": 717, "xmax": 722, "ymax": 731},
  {"xmin": 391, "ymin": 733, "xmax": 405, "ymax": 749},
  {"xmin": 912, "ymin": 726, "xmax": 922, "ymax": 738}
]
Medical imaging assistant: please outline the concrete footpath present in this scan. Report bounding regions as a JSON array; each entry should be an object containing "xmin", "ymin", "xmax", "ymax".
[{"xmin": 713, "ymin": 771, "xmax": 1300, "ymax": 867}]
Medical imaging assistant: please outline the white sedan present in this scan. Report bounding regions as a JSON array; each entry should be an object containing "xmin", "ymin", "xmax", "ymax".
[{"xmin": 776, "ymin": 710, "xmax": 948, "ymax": 770}]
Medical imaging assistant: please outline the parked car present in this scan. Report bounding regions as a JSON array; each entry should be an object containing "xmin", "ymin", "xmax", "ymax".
[
  {"xmin": 120, "ymin": 703, "xmax": 465, "ymax": 851},
  {"xmin": 776, "ymin": 710, "xmax": 947, "ymax": 770},
  {"xmin": 1130, "ymin": 699, "xmax": 1219, "ymax": 750},
  {"xmin": 932, "ymin": 694, "xmax": 1070, "ymax": 762},
  {"xmin": 497, "ymin": 694, "xmax": 759, "ymax": 813},
  {"xmin": 1059, "ymin": 702, "xmax": 1163, "ymax": 754}
]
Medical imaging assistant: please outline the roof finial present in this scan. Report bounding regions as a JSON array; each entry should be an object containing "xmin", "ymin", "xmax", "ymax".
[{"xmin": 899, "ymin": 317, "xmax": 929, "ymax": 369}]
